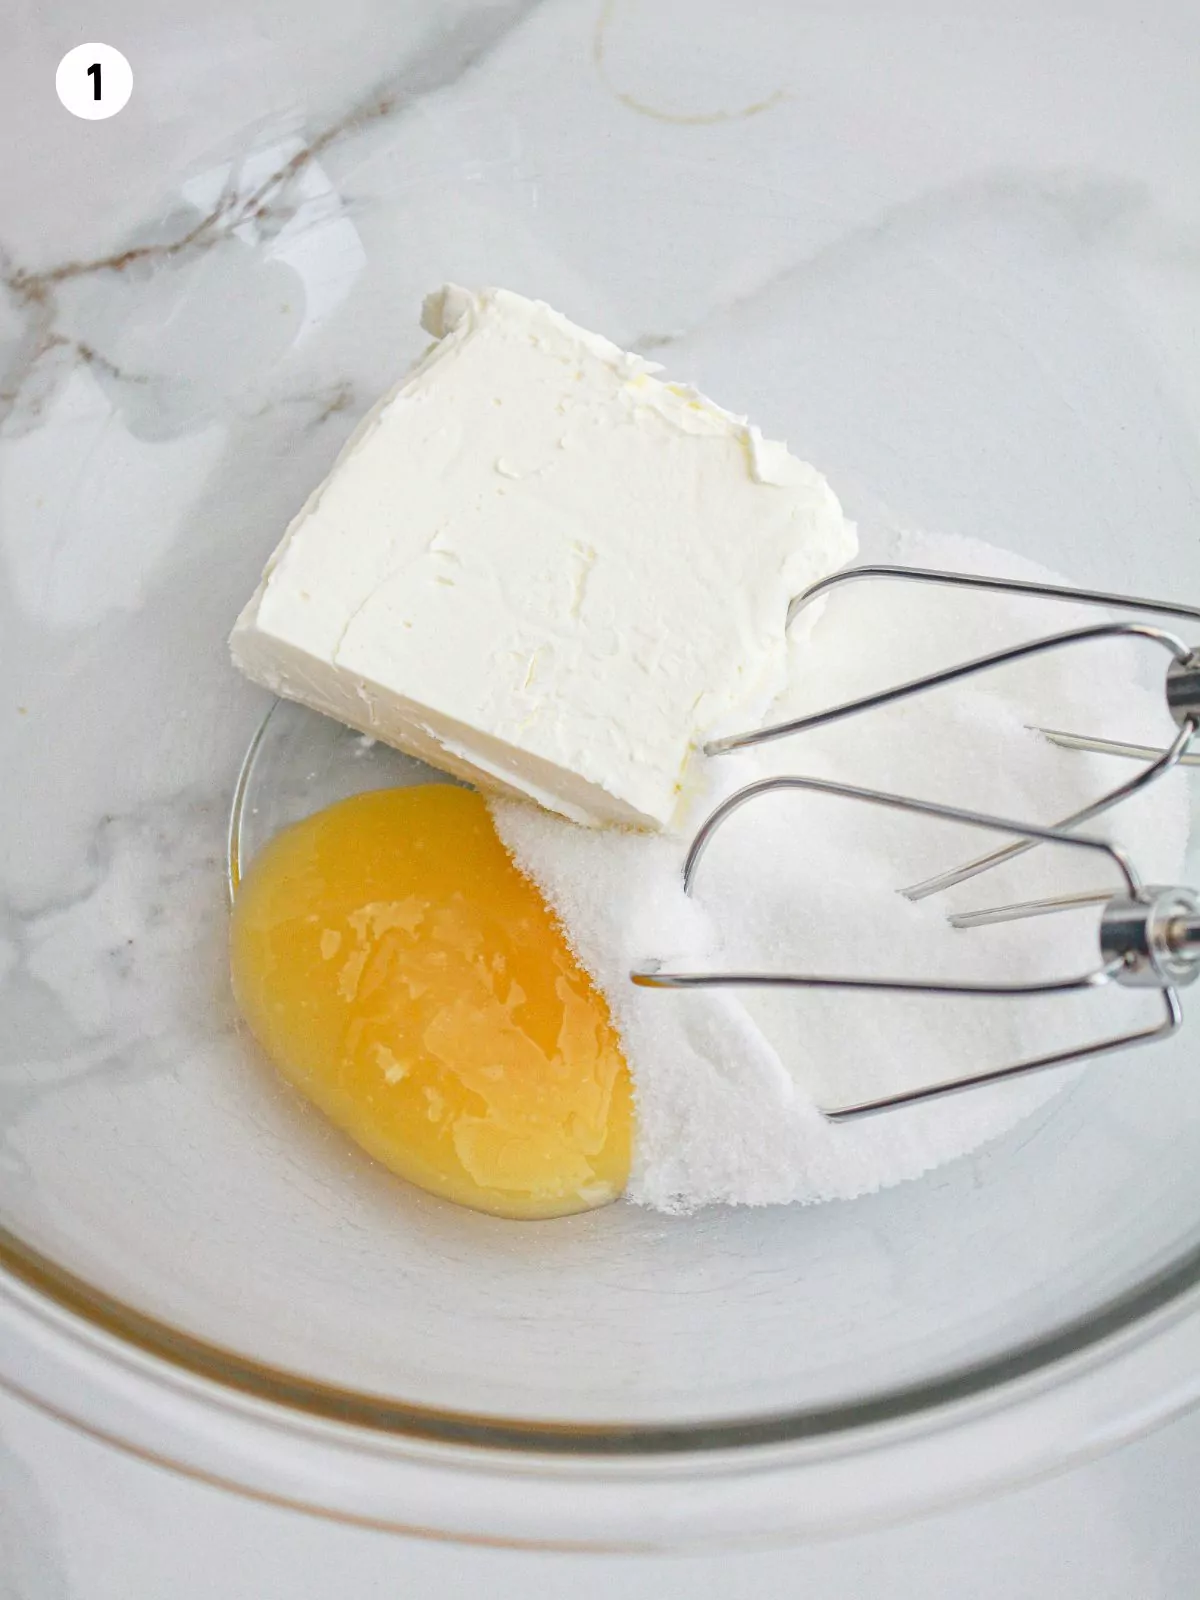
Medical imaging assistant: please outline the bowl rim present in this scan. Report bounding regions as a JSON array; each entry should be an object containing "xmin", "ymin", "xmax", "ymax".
[
  {"xmin": 5, "ymin": 1210, "xmax": 1200, "ymax": 1457},
  {"xmin": 4, "ymin": 1204, "xmax": 1200, "ymax": 1547}
]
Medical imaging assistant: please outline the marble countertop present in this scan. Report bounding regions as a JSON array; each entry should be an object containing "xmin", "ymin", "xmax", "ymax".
[{"xmin": 4, "ymin": 0, "xmax": 1200, "ymax": 1587}]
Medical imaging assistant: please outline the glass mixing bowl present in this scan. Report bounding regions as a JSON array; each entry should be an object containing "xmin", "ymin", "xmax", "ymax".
[{"xmin": 3, "ymin": 0, "xmax": 1200, "ymax": 1550}]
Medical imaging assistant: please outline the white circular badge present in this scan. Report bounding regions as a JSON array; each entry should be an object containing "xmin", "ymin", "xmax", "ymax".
[{"xmin": 56, "ymin": 43, "xmax": 133, "ymax": 120}]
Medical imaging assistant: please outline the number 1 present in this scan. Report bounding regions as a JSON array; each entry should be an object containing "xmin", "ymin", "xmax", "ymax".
[{"xmin": 87, "ymin": 61, "xmax": 100, "ymax": 100}]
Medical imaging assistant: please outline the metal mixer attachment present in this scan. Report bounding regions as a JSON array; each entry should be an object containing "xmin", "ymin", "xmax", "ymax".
[
  {"xmin": 630, "ymin": 566, "xmax": 1200, "ymax": 1119},
  {"xmin": 705, "ymin": 566, "xmax": 1200, "ymax": 901},
  {"xmin": 630, "ymin": 775, "xmax": 1200, "ymax": 1120}
]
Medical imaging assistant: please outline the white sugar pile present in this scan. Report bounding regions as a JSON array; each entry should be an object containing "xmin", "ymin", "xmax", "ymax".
[{"xmin": 490, "ymin": 528, "xmax": 1191, "ymax": 1212}]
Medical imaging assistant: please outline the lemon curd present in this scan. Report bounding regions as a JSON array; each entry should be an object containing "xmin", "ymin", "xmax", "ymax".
[{"xmin": 230, "ymin": 785, "xmax": 632, "ymax": 1219}]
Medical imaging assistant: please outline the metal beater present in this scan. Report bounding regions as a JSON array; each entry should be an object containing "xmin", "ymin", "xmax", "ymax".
[{"xmin": 632, "ymin": 568, "xmax": 1200, "ymax": 1119}]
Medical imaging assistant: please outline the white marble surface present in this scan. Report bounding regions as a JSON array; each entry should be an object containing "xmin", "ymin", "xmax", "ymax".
[{"xmin": 4, "ymin": 0, "xmax": 1200, "ymax": 1582}]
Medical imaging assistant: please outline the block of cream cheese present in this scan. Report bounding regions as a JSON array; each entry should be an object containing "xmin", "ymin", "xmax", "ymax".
[{"xmin": 231, "ymin": 286, "xmax": 856, "ymax": 829}]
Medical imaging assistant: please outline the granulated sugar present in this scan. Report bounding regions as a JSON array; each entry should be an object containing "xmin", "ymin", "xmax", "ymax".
[{"xmin": 490, "ymin": 529, "xmax": 1191, "ymax": 1212}]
